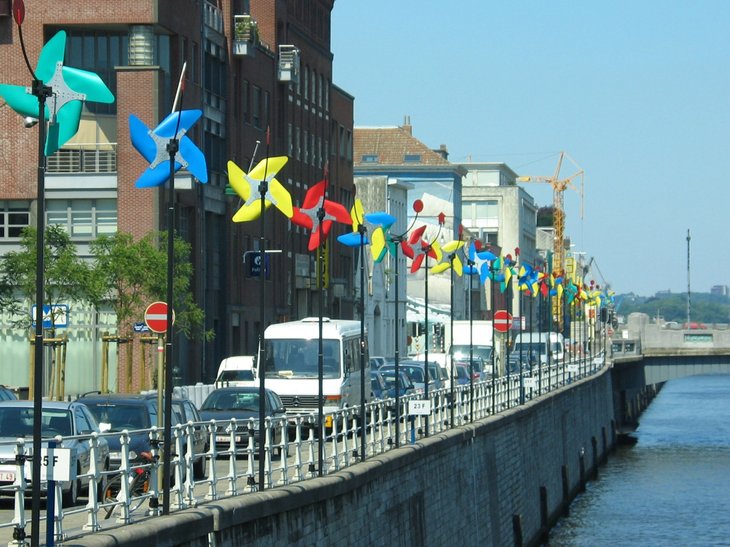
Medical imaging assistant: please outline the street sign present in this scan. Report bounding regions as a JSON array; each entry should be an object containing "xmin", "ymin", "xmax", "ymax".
[
  {"xmin": 133, "ymin": 321, "xmax": 150, "ymax": 333},
  {"xmin": 24, "ymin": 447, "xmax": 72, "ymax": 482},
  {"xmin": 144, "ymin": 301, "xmax": 174, "ymax": 334},
  {"xmin": 494, "ymin": 310, "xmax": 513, "ymax": 333},
  {"xmin": 408, "ymin": 399, "xmax": 431, "ymax": 416},
  {"xmin": 30, "ymin": 304, "xmax": 68, "ymax": 329}
]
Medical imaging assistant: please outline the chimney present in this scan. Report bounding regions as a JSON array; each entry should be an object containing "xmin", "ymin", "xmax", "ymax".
[
  {"xmin": 402, "ymin": 115, "xmax": 412, "ymax": 135},
  {"xmin": 434, "ymin": 144, "xmax": 449, "ymax": 160}
]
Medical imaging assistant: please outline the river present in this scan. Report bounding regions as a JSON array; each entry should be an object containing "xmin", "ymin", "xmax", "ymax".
[{"xmin": 549, "ymin": 373, "xmax": 730, "ymax": 546}]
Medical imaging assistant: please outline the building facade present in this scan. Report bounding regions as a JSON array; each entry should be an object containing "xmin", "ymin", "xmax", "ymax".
[{"xmin": 0, "ymin": 0, "xmax": 355, "ymax": 395}]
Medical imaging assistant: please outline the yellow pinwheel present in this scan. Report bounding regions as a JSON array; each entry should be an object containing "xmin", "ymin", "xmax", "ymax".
[
  {"xmin": 430, "ymin": 239, "xmax": 465, "ymax": 276},
  {"xmin": 228, "ymin": 156, "xmax": 292, "ymax": 222}
]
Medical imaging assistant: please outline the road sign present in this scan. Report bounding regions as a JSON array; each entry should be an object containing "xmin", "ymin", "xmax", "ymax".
[
  {"xmin": 494, "ymin": 310, "xmax": 513, "ymax": 333},
  {"xmin": 24, "ymin": 447, "xmax": 72, "ymax": 482},
  {"xmin": 144, "ymin": 301, "xmax": 174, "ymax": 334},
  {"xmin": 30, "ymin": 304, "xmax": 68, "ymax": 328}
]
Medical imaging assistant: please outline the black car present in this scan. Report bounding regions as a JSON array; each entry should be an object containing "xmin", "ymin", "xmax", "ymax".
[
  {"xmin": 79, "ymin": 392, "xmax": 208, "ymax": 478},
  {"xmin": 199, "ymin": 387, "xmax": 286, "ymax": 455}
]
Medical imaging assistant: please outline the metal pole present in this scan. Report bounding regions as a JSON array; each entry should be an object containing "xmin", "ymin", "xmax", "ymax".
[
  {"xmin": 317, "ymin": 206, "xmax": 325, "ymax": 476},
  {"xmin": 393, "ymin": 241, "xmax": 401, "ymax": 448},
  {"xmin": 359, "ymin": 225, "xmax": 366, "ymax": 460},
  {"xmin": 424, "ymin": 260, "xmax": 429, "ymax": 437},
  {"xmin": 449, "ymin": 255, "xmax": 454, "ymax": 428},
  {"xmin": 31, "ymin": 77, "xmax": 52, "ymax": 547},
  {"xmin": 257, "ymin": 153, "xmax": 269, "ymax": 490},
  {"xmin": 161, "ymin": 137, "xmax": 177, "ymax": 515},
  {"xmin": 469, "ymin": 268, "xmax": 474, "ymax": 422},
  {"xmin": 686, "ymin": 229, "xmax": 691, "ymax": 326}
]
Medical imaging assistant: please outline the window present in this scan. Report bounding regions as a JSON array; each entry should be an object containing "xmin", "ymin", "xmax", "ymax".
[
  {"xmin": 404, "ymin": 154, "xmax": 421, "ymax": 163},
  {"xmin": 0, "ymin": 201, "xmax": 31, "ymax": 239},
  {"xmin": 252, "ymin": 85, "xmax": 262, "ymax": 128},
  {"xmin": 46, "ymin": 198, "xmax": 117, "ymax": 238}
]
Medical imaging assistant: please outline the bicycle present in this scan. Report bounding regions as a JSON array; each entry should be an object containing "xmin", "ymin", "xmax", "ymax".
[{"xmin": 103, "ymin": 451, "xmax": 153, "ymax": 519}]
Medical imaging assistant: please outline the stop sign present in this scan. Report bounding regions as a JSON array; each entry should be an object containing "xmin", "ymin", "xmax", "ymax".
[
  {"xmin": 494, "ymin": 310, "xmax": 513, "ymax": 333},
  {"xmin": 144, "ymin": 301, "xmax": 174, "ymax": 334}
]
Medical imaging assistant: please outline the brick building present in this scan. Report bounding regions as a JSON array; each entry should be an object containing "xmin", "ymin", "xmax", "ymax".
[{"xmin": 0, "ymin": 0, "xmax": 355, "ymax": 394}]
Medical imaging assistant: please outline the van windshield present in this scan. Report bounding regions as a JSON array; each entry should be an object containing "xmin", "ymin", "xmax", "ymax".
[
  {"xmin": 264, "ymin": 339, "xmax": 341, "ymax": 379},
  {"xmin": 217, "ymin": 370, "xmax": 254, "ymax": 382},
  {"xmin": 512, "ymin": 342, "xmax": 547, "ymax": 356}
]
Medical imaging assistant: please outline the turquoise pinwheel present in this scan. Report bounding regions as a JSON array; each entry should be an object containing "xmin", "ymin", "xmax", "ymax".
[
  {"xmin": 0, "ymin": 30, "xmax": 114, "ymax": 155},
  {"xmin": 465, "ymin": 242, "xmax": 497, "ymax": 285},
  {"xmin": 130, "ymin": 110, "xmax": 208, "ymax": 188}
]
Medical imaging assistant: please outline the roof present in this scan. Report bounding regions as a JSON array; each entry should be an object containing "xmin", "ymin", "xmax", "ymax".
[{"xmin": 354, "ymin": 125, "xmax": 456, "ymax": 169}]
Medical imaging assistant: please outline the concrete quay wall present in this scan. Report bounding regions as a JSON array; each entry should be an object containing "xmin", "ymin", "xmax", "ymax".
[{"xmin": 70, "ymin": 368, "xmax": 615, "ymax": 547}]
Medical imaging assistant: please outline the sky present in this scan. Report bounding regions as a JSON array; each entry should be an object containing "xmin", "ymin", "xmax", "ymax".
[{"xmin": 330, "ymin": 1, "xmax": 730, "ymax": 297}]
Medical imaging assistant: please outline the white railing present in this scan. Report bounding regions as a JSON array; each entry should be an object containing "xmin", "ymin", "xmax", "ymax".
[{"xmin": 0, "ymin": 353, "xmax": 606, "ymax": 543}]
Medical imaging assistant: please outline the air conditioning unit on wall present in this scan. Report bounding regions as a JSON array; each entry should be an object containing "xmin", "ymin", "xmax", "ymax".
[{"xmin": 278, "ymin": 45, "xmax": 300, "ymax": 84}]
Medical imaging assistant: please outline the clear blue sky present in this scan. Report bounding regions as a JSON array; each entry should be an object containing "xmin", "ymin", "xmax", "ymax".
[{"xmin": 331, "ymin": 1, "xmax": 730, "ymax": 297}]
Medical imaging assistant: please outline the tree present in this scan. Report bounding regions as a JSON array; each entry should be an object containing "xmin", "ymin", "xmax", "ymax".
[
  {"xmin": 90, "ymin": 231, "xmax": 211, "ymax": 340},
  {"xmin": 0, "ymin": 225, "xmax": 94, "ymax": 328}
]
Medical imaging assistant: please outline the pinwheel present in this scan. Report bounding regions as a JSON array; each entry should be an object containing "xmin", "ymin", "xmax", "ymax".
[
  {"xmin": 465, "ymin": 242, "xmax": 497, "ymax": 285},
  {"xmin": 130, "ymin": 110, "xmax": 208, "ymax": 187},
  {"xmin": 337, "ymin": 199, "xmax": 394, "ymax": 251},
  {"xmin": 228, "ymin": 156, "xmax": 293, "ymax": 222},
  {"xmin": 409, "ymin": 226, "xmax": 442, "ymax": 273},
  {"xmin": 291, "ymin": 179, "xmax": 351, "ymax": 251},
  {"xmin": 0, "ymin": 30, "xmax": 114, "ymax": 155},
  {"xmin": 431, "ymin": 238, "xmax": 465, "ymax": 276}
]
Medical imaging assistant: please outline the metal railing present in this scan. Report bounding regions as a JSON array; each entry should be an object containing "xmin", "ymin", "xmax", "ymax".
[
  {"xmin": 46, "ymin": 144, "xmax": 117, "ymax": 174},
  {"xmin": 0, "ymin": 353, "xmax": 607, "ymax": 543}
]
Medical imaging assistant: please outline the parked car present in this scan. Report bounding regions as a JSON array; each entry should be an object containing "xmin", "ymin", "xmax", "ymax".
[
  {"xmin": 379, "ymin": 361, "xmax": 442, "ymax": 394},
  {"xmin": 199, "ymin": 387, "xmax": 286, "ymax": 455},
  {"xmin": 79, "ymin": 392, "xmax": 207, "ymax": 478},
  {"xmin": 0, "ymin": 400, "xmax": 110, "ymax": 505},
  {"xmin": 379, "ymin": 369, "xmax": 417, "ymax": 397},
  {"xmin": 370, "ymin": 370, "xmax": 388, "ymax": 399},
  {"xmin": 0, "ymin": 386, "xmax": 17, "ymax": 401},
  {"xmin": 454, "ymin": 365, "xmax": 472, "ymax": 386},
  {"xmin": 369, "ymin": 356, "xmax": 387, "ymax": 370}
]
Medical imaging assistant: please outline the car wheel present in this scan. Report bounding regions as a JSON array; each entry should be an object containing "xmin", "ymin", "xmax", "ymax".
[{"xmin": 62, "ymin": 464, "xmax": 81, "ymax": 507}]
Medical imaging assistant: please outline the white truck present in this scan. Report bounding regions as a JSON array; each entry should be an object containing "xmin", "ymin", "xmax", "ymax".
[
  {"xmin": 446, "ymin": 320, "xmax": 494, "ymax": 376},
  {"xmin": 507, "ymin": 332, "xmax": 565, "ymax": 373}
]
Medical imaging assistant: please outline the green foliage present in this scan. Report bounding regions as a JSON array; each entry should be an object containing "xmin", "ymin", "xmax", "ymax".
[
  {"xmin": 617, "ymin": 292, "xmax": 730, "ymax": 324},
  {"xmin": 90, "ymin": 231, "xmax": 212, "ymax": 341},
  {"xmin": 0, "ymin": 226, "xmax": 94, "ymax": 328}
]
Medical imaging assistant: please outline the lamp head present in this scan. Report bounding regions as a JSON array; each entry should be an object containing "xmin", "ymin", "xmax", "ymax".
[{"xmin": 23, "ymin": 116, "xmax": 38, "ymax": 128}]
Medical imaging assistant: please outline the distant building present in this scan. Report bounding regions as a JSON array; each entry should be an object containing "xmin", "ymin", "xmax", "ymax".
[{"xmin": 711, "ymin": 285, "xmax": 729, "ymax": 296}]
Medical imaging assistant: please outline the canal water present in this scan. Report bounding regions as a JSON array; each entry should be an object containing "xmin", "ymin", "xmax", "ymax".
[{"xmin": 549, "ymin": 373, "xmax": 730, "ymax": 546}]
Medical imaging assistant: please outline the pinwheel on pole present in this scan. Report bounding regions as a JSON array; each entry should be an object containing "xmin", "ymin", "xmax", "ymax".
[
  {"xmin": 337, "ymin": 199, "xmax": 392, "ymax": 461},
  {"xmin": 408, "ymin": 214, "xmax": 444, "ymax": 437},
  {"xmin": 430, "ymin": 226, "xmax": 464, "ymax": 428},
  {"xmin": 129, "ymin": 61, "xmax": 207, "ymax": 515},
  {"xmin": 290, "ymin": 168, "xmax": 351, "ymax": 475},
  {"xmin": 1, "ymin": 4, "xmax": 114, "ymax": 541},
  {"xmin": 366, "ymin": 199, "xmax": 424, "ymax": 447},
  {"xmin": 227, "ymin": 132, "xmax": 292, "ymax": 490}
]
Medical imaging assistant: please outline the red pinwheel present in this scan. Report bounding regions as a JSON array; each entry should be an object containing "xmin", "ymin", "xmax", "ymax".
[
  {"xmin": 291, "ymin": 179, "xmax": 351, "ymax": 251},
  {"xmin": 409, "ymin": 225, "xmax": 442, "ymax": 273}
]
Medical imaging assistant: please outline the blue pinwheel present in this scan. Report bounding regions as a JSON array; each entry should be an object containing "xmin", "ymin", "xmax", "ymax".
[
  {"xmin": 465, "ymin": 242, "xmax": 496, "ymax": 285},
  {"xmin": 0, "ymin": 30, "xmax": 114, "ymax": 156},
  {"xmin": 130, "ymin": 109, "xmax": 208, "ymax": 187}
]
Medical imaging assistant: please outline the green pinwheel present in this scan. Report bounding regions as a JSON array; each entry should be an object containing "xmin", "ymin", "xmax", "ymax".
[{"xmin": 0, "ymin": 30, "xmax": 114, "ymax": 155}]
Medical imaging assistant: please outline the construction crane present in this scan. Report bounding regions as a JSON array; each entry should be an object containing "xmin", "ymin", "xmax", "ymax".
[
  {"xmin": 516, "ymin": 151, "xmax": 584, "ymax": 278},
  {"xmin": 517, "ymin": 152, "xmax": 584, "ymax": 333}
]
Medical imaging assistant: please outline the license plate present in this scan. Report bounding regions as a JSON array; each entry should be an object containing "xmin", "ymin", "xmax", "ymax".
[
  {"xmin": 216, "ymin": 435, "xmax": 243, "ymax": 443},
  {"xmin": 0, "ymin": 472, "xmax": 15, "ymax": 482}
]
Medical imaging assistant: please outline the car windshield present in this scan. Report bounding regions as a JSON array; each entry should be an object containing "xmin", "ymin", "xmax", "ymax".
[
  {"xmin": 512, "ymin": 342, "xmax": 547, "ymax": 357},
  {"xmin": 202, "ymin": 391, "xmax": 259, "ymax": 412},
  {"xmin": 452, "ymin": 345, "xmax": 491, "ymax": 362},
  {"xmin": 264, "ymin": 339, "xmax": 341, "ymax": 379},
  {"xmin": 0, "ymin": 407, "xmax": 72, "ymax": 438},
  {"xmin": 83, "ymin": 402, "xmax": 150, "ymax": 431},
  {"xmin": 217, "ymin": 370, "xmax": 254, "ymax": 382},
  {"xmin": 382, "ymin": 365, "xmax": 424, "ymax": 384}
]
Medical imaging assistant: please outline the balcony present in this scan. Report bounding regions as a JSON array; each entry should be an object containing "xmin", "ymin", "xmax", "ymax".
[
  {"xmin": 278, "ymin": 45, "xmax": 300, "ymax": 84},
  {"xmin": 47, "ymin": 143, "xmax": 117, "ymax": 174},
  {"xmin": 233, "ymin": 14, "xmax": 258, "ymax": 57}
]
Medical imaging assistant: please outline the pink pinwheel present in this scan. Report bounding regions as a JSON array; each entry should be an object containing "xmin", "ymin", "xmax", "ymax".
[{"xmin": 291, "ymin": 179, "xmax": 351, "ymax": 251}]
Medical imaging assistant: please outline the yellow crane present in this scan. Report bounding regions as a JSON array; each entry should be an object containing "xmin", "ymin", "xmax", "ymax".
[
  {"xmin": 516, "ymin": 151, "xmax": 584, "ymax": 278},
  {"xmin": 517, "ymin": 152, "xmax": 584, "ymax": 331}
]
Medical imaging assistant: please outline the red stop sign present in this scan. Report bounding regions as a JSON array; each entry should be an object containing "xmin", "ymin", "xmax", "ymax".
[
  {"xmin": 494, "ymin": 310, "xmax": 513, "ymax": 333},
  {"xmin": 144, "ymin": 301, "xmax": 173, "ymax": 333}
]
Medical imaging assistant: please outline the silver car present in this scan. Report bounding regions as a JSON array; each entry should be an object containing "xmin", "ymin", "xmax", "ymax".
[{"xmin": 0, "ymin": 400, "xmax": 110, "ymax": 506}]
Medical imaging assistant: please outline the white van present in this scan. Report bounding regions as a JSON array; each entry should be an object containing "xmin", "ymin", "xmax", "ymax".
[
  {"xmin": 262, "ymin": 317, "xmax": 369, "ymax": 426},
  {"xmin": 215, "ymin": 355, "xmax": 257, "ymax": 387},
  {"xmin": 509, "ymin": 332, "xmax": 565, "ymax": 371}
]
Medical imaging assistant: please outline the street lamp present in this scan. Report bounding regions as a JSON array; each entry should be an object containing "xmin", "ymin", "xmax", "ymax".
[{"xmin": 1, "ymin": 8, "xmax": 113, "ymax": 542}]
